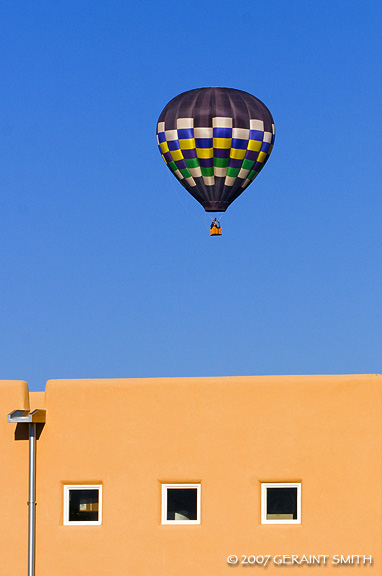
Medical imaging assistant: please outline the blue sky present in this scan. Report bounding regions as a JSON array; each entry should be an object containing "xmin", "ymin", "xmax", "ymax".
[{"xmin": 1, "ymin": 1, "xmax": 381, "ymax": 391}]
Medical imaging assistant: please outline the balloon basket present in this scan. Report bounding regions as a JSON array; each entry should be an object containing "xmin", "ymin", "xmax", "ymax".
[{"xmin": 210, "ymin": 226, "xmax": 222, "ymax": 236}]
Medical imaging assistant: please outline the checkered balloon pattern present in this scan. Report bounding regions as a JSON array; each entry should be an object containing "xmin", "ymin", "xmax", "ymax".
[{"xmin": 156, "ymin": 87, "xmax": 275, "ymax": 212}]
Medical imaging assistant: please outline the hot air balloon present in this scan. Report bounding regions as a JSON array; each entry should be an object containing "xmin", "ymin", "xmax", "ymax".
[{"xmin": 156, "ymin": 87, "xmax": 275, "ymax": 235}]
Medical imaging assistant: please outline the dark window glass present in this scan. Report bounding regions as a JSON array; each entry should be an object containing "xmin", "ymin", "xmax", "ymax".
[
  {"xmin": 69, "ymin": 489, "xmax": 99, "ymax": 522},
  {"xmin": 166, "ymin": 488, "xmax": 198, "ymax": 521},
  {"xmin": 266, "ymin": 487, "xmax": 297, "ymax": 520}
]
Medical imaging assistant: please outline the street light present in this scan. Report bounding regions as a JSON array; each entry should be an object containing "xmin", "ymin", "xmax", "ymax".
[{"xmin": 8, "ymin": 409, "xmax": 46, "ymax": 576}]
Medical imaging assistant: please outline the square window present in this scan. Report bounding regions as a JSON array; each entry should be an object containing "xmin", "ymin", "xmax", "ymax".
[
  {"xmin": 261, "ymin": 483, "xmax": 301, "ymax": 524},
  {"xmin": 161, "ymin": 484, "xmax": 201, "ymax": 524},
  {"xmin": 64, "ymin": 485, "xmax": 102, "ymax": 525}
]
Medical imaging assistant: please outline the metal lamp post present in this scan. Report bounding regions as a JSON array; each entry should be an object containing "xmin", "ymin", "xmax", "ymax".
[{"xmin": 8, "ymin": 409, "xmax": 46, "ymax": 576}]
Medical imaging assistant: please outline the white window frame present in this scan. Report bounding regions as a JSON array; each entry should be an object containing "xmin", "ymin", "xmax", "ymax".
[
  {"xmin": 161, "ymin": 483, "xmax": 201, "ymax": 525},
  {"xmin": 64, "ymin": 484, "xmax": 102, "ymax": 526},
  {"xmin": 261, "ymin": 482, "xmax": 301, "ymax": 524}
]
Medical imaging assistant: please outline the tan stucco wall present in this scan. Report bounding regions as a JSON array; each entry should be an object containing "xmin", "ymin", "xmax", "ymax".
[
  {"xmin": 29, "ymin": 391, "xmax": 45, "ymax": 411},
  {"xmin": 2, "ymin": 376, "xmax": 381, "ymax": 574},
  {"xmin": 0, "ymin": 380, "xmax": 30, "ymax": 575},
  {"xmin": 31, "ymin": 375, "xmax": 382, "ymax": 575}
]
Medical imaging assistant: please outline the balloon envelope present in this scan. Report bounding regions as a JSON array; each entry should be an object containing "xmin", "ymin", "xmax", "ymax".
[{"xmin": 156, "ymin": 87, "xmax": 275, "ymax": 212}]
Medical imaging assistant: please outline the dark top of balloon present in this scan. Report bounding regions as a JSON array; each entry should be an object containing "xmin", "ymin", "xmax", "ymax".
[{"xmin": 157, "ymin": 87, "xmax": 274, "ymax": 132}]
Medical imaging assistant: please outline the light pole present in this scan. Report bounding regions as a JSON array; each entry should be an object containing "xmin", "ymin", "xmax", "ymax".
[{"xmin": 8, "ymin": 409, "xmax": 46, "ymax": 576}]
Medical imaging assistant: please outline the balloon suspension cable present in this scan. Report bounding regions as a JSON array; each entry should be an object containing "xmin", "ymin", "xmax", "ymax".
[{"xmin": 207, "ymin": 213, "xmax": 224, "ymax": 226}]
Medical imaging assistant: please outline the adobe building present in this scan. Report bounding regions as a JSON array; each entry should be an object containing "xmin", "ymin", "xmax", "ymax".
[{"xmin": 1, "ymin": 374, "xmax": 381, "ymax": 575}]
